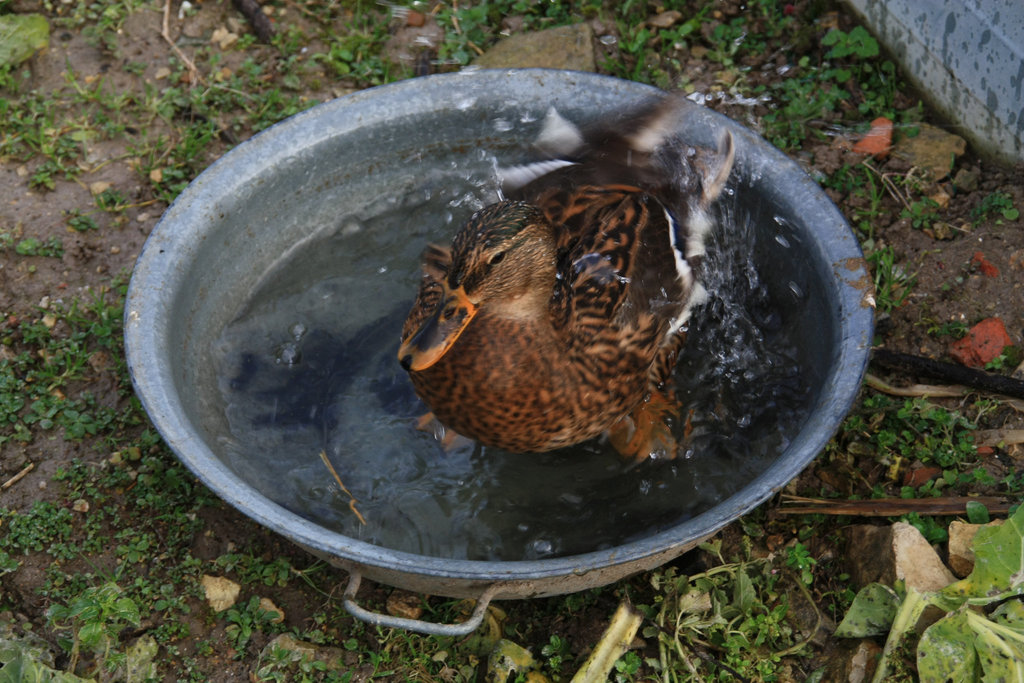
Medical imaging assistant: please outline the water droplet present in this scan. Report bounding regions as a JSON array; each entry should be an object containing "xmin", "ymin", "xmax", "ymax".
[
  {"xmin": 492, "ymin": 118, "xmax": 513, "ymax": 132},
  {"xmin": 455, "ymin": 97, "xmax": 476, "ymax": 111},
  {"xmin": 788, "ymin": 281, "xmax": 804, "ymax": 299},
  {"xmin": 599, "ymin": 34, "xmax": 617, "ymax": 46},
  {"xmin": 530, "ymin": 538, "xmax": 553, "ymax": 555},
  {"xmin": 289, "ymin": 322, "xmax": 307, "ymax": 341},
  {"xmin": 275, "ymin": 342, "xmax": 301, "ymax": 366},
  {"xmin": 558, "ymin": 492, "xmax": 583, "ymax": 506},
  {"xmin": 774, "ymin": 234, "xmax": 791, "ymax": 248},
  {"xmin": 377, "ymin": 265, "xmax": 388, "ymax": 274}
]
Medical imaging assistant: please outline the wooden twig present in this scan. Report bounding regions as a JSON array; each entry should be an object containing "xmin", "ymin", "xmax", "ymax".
[
  {"xmin": 231, "ymin": 0, "xmax": 274, "ymax": 43},
  {"xmin": 779, "ymin": 494, "xmax": 1016, "ymax": 517},
  {"xmin": 870, "ymin": 348, "xmax": 1024, "ymax": 400},
  {"xmin": 318, "ymin": 451, "xmax": 366, "ymax": 525},
  {"xmin": 161, "ymin": 0, "xmax": 203, "ymax": 85},
  {"xmin": 1, "ymin": 462, "xmax": 34, "ymax": 491}
]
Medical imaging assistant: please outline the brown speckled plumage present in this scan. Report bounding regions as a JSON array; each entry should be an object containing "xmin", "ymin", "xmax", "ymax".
[{"xmin": 398, "ymin": 98, "xmax": 734, "ymax": 457}]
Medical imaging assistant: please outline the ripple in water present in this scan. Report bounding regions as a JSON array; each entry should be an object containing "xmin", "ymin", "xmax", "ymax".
[{"xmin": 211, "ymin": 169, "xmax": 813, "ymax": 561}]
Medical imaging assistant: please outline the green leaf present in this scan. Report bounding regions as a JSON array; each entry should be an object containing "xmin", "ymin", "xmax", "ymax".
[
  {"xmin": 968, "ymin": 609, "xmax": 1024, "ymax": 682},
  {"xmin": 835, "ymin": 583, "xmax": 901, "ymax": 637},
  {"xmin": 0, "ymin": 14, "xmax": 50, "ymax": 67},
  {"xmin": 990, "ymin": 599, "xmax": 1024, "ymax": 631},
  {"xmin": 942, "ymin": 506, "xmax": 1024, "ymax": 604},
  {"xmin": 916, "ymin": 610, "xmax": 978, "ymax": 681},
  {"xmin": 967, "ymin": 501, "xmax": 991, "ymax": 524}
]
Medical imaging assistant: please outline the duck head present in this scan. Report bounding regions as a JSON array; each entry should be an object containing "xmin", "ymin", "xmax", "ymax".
[{"xmin": 398, "ymin": 200, "xmax": 557, "ymax": 371}]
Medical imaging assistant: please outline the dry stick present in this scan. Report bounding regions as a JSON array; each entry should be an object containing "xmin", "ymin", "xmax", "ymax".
[
  {"xmin": 864, "ymin": 373, "xmax": 969, "ymax": 399},
  {"xmin": 1, "ymin": 462, "xmax": 34, "ymax": 491},
  {"xmin": 231, "ymin": 0, "xmax": 274, "ymax": 43},
  {"xmin": 778, "ymin": 494, "xmax": 1016, "ymax": 517},
  {"xmin": 161, "ymin": 0, "xmax": 203, "ymax": 85},
  {"xmin": 870, "ymin": 348, "xmax": 1024, "ymax": 400},
  {"xmin": 318, "ymin": 451, "xmax": 367, "ymax": 525}
]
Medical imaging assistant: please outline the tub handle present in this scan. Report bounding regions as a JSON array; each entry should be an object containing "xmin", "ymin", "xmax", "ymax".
[{"xmin": 342, "ymin": 571, "xmax": 499, "ymax": 636}]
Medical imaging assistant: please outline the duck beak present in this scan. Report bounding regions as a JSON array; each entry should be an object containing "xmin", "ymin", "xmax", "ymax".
[{"xmin": 398, "ymin": 284, "xmax": 477, "ymax": 372}]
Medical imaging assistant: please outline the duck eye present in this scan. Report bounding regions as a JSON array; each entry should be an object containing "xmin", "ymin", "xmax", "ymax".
[{"xmin": 488, "ymin": 251, "xmax": 506, "ymax": 266}]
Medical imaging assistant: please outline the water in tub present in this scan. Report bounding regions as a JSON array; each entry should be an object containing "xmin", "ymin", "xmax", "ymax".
[{"xmin": 211, "ymin": 149, "xmax": 812, "ymax": 561}]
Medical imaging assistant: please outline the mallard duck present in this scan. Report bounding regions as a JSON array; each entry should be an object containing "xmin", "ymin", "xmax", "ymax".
[{"xmin": 397, "ymin": 98, "xmax": 735, "ymax": 461}]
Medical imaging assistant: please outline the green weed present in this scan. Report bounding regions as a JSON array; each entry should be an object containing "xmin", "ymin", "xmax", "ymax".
[
  {"xmin": 866, "ymin": 246, "xmax": 915, "ymax": 313},
  {"xmin": 971, "ymin": 190, "xmax": 1020, "ymax": 225},
  {"xmin": 46, "ymin": 581, "xmax": 142, "ymax": 674},
  {"xmin": 900, "ymin": 197, "xmax": 940, "ymax": 229},
  {"xmin": 637, "ymin": 542, "xmax": 812, "ymax": 682}
]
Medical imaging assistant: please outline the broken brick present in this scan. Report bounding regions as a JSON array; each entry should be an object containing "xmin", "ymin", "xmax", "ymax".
[
  {"xmin": 949, "ymin": 317, "xmax": 1012, "ymax": 367},
  {"xmin": 971, "ymin": 251, "xmax": 999, "ymax": 277}
]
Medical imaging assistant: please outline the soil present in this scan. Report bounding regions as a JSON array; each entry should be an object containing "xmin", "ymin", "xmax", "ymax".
[{"xmin": 1, "ymin": 1, "xmax": 1022, "ymax": 681}]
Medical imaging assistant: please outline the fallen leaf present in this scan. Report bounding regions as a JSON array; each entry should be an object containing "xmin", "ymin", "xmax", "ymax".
[{"xmin": 0, "ymin": 14, "xmax": 50, "ymax": 67}]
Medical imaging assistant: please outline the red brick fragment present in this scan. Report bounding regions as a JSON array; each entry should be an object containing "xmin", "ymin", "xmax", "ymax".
[
  {"xmin": 949, "ymin": 317, "xmax": 1013, "ymax": 367},
  {"xmin": 853, "ymin": 117, "xmax": 893, "ymax": 158},
  {"xmin": 903, "ymin": 466, "xmax": 942, "ymax": 487},
  {"xmin": 971, "ymin": 251, "xmax": 1000, "ymax": 277}
]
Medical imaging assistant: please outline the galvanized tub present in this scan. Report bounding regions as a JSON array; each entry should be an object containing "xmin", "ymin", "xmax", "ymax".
[{"xmin": 124, "ymin": 70, "xmax": 873, "ymax": 634}]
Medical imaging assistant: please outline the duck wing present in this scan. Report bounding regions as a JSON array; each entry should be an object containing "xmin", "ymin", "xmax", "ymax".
[{"xmin": 400, "ymin": 243, "xmax": 452, "ymax": 341}]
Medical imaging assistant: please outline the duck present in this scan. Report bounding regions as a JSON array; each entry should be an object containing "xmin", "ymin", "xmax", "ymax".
[{"xmin": 397, "ymin": 97, "xmax": 735, "ymax": 461}]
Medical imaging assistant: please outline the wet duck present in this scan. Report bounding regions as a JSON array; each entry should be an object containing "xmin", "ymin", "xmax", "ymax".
[{"xmin": 397, "ymin": 98, "xmax": 735, "ymax": 461}]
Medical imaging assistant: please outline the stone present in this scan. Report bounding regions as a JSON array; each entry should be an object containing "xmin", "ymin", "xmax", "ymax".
[
  {"xmin": 822, "ymin": 639, "xmax": 882, "ymax": 683},
  {"xmin": 473, "ymin": 23, "xmax": 596, "ymax": 72},
  {"xmin": 953, "ymin": 165, "xmax": 980, "ymax": 192},
  {"xmin": 386, "ymin": 589, "xmax": 424, "ymax": 620},
  {"xmin": 948, "ymin": 519, "xmax": 1004, "ymax": 577},
  {"xmin": 259, "ymin": 596, "xmax": 285, "ymax": 623},
  {"xmin": 892, "ymin": 123, "xmax": 967, "ymax": 180},
  {"xmin": 846, "ymin": 522, "xmax": 956, "ymax": 592},
  {"xmin": 200, "ymin": 574, "xmax": 241, "ymax": 612},
  {"xmin": 261, "ymin": 634, "xmax": 345, "ymax": 669},
  {"xmin": 648, "ymin": 11, "xmax": 683, "ymax": 28}
]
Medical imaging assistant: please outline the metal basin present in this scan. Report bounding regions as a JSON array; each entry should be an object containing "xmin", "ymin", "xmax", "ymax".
[{"xmin": 124, "ymin": 70, "xmax": 873, "ymax": 633}]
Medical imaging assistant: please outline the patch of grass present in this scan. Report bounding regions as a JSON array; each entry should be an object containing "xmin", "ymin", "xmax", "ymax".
[{"xmin": 866, "ymin": 245, "xmax": 915, "ymax": 313}]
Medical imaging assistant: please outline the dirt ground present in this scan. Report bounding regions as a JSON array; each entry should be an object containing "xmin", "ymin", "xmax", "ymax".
[{"xmin": 1, "ymin": 0, "xmax": 1022, "ymax": 681}]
